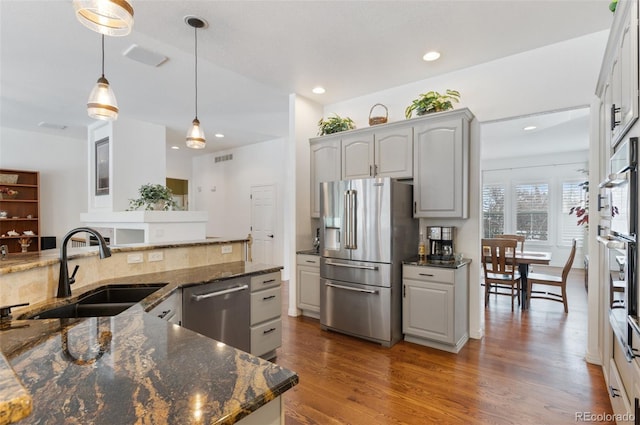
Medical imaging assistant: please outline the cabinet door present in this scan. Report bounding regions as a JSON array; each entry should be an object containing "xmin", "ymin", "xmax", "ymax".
[
  {"xmin": 342, "ymin": 133, "xmax": 374, "ymax": 179},
  {"xmin": 413, "ymin": 115, "xmax": 469, "ymax": 218},
  {"xmin": 618, "ymin": 3, "xmax": 639, "ymax": 142},
  {"xmin": 374, "ymin": 126, "xmax": 413, "ymax": 178},
  {"xmin": 310, "ymin": 138, "xmax": 341, "ymax": 218},
  {"xmin": 403, "ymin": 279, "xmax": 454, "ymax": 344},
  {"xmin": 297, "ymin": 265, "xmax": 320, "ymax": 313}
]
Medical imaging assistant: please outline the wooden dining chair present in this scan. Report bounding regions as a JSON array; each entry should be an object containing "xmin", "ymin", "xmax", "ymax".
[
  {"xmin": 494, "ymin": 234, "xmax": 525, "ymax": 253},
  {"xmin": 526, "ymin": 239, "xmax": 577, "ymax": 313},
  {"xmin": 482, "ymin": 238, "xmax": 521, "ymax": 311}
]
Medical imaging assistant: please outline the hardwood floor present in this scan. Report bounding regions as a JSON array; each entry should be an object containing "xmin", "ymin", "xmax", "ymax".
[{"xmin": 274, "ymin": 269, "xmax": 614, "ymax": 424}]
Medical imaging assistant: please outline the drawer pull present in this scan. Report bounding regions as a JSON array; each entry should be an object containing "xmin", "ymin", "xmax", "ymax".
[
  {"xmin": 419, "ymin": 273, "xmax": 435, "ymax": 277},
  {"xmin": 610, "ymin": 385, "xmax": 621, "ymax": 398},
  {"xmin": 262, "ymin": 295, "xmax": 276, "ymax": 301},
  {"xmin": 262, "ymin": 279, "xmax": 276, "ymax": 284},
  {"xmin": 305, "ymin": 260, "xmax": 317, "ymax": 264},
  {"xmin": 263, "ymin": 327, "xmax": 277, "ymax": 335}
]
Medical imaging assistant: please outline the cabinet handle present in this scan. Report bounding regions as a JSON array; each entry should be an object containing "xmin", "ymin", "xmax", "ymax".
[
  {"xmin": 610, "ymin": 385, "xmax": 621, "ymax": 398},
  {"xmin": 419, "ymin": 273, "xmax": 435, "ymax": 277},
  {"xmin": 598, "ymin": 194, "xmax": 607, "ymax": 211},
  {"xmin": 414, "ymin": 202, "xmax": 417, "ymax": 214},
  {"xmin": 369, "ymin": 165, "xmax": 373, "ymax": 177},
  {"xmin": 263, "ymin": 327, "xmax": 276, "ymax": 335},
  {"xmin": 403, "ymin": 284, "xmax": 406, "ymax": 298},
  {"xmin": 611, "ymin": 103, "xmax": 621, "ymax": 130},
  {"xmin": 261, "ymin": 279, "xmax": 276, "ymax": 284},
  {"xmin": 305, "ymin": 260, "xmax": 317, "ymax": 264},
  {"xmin": 262, "ymin": 295, "xmax": 276, "ymax": 301}
]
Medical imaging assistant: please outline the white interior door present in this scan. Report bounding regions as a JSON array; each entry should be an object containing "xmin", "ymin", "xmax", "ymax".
[{"xmin": 251, "ymin": 184, "xmax": 276, "ymax": 264}]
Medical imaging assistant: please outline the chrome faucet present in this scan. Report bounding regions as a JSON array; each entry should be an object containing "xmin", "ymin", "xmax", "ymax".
[{"xmin": 57, "ymin": 227, "xmax": 111, "ymax": 298}]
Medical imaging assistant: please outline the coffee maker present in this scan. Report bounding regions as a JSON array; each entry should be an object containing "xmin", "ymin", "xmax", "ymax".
[{"xmin": 427, "ymin": 226, "xmax": 455, "ymax": 263}]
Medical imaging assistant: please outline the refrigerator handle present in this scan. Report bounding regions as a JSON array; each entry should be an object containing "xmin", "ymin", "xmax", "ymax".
[
  {"xmin": 344, "ymin": 191, "xmax": 352, "ymax": 248},
  {"xmin": 351, "ymin": 190, "xmax": 357, "ymax": 249}
]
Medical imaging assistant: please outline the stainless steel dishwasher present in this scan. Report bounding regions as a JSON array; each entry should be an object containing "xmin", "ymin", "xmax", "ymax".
[{"xmin": 182, "ymin": 277, "xmax": 251, "ymax": 352}]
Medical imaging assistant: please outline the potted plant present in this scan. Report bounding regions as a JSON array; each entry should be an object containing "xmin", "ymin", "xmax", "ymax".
[
  {"xmin": 128, "ymin": 183, "xmax": 180, "ymax": 211},
  {"xmin": 404, "ymin": 89, "xmax": 461, "ymax": 118},
  {"xmin": 317, "ymin": 113, "xmax": 356, "ymax": 135}
]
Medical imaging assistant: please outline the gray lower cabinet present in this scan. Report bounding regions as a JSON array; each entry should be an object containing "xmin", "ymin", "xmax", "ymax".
[
  {"xmin": 250, "ymin": 271, "xmax": 283, "ymax": 359},
  {"xmin": 402, "ymin": 263, "xmax": 469, "ymax": 353},
  {"xmin": 296, "ymin": 254, "xmax": 320, "ymax": 318}
]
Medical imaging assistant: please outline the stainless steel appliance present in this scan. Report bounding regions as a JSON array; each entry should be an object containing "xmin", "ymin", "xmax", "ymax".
[
  {"xmin": 182, "ymin": 277, "xmax": 251, "ymax": 352},
  {"xmin": 319, "ymin": 177, "xmax": 417, "ymax": 346},
  {"xmin": 427, "ymin": 226, "xmax": 455, "ymax": 263},
  {"xmin": 600, "ymin": 137, "xmax": 637, "ymax": 358}
]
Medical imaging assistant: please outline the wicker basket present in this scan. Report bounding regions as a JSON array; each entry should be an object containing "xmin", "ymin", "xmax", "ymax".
[
  {"xmin": 0, "ymin": 174, "xmax": 18, "ymax": 184},
  {"xmin": 369, "ymin": 103, "xmax": 388, "ymax": 126}
]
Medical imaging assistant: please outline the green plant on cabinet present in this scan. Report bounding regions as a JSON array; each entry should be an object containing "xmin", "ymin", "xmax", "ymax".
[
  {"xmin": 405, "ymin": 89, "xmax": 461, "ymax": 118},
  {"xmin": 317, "ymin": 113, "xmax": 356, "ymax": 135}
]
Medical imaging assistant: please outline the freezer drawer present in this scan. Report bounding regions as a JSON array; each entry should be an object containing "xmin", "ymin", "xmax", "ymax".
[
  {"xmin": 320, "ymin": 257, "xmax": 392, "ymax": 287},
  {"xmin": 320, "ymin": 278, "xmax": 392, "ymax": 344}
]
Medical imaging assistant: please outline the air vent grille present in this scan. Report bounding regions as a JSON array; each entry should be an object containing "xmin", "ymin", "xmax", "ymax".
[{"xmin": 215, "ymin": 154, "xmax": 233, "ymax": 163}]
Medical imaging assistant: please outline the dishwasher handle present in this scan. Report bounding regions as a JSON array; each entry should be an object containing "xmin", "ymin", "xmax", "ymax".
[{"xmin": 191, "ymin": 284, "xmax": 249, "ymax": 301}]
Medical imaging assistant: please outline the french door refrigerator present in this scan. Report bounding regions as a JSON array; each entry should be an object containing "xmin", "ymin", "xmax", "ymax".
[{"xmin": 319, "ymin": 177, "xmax": 417, "ymax": 346}]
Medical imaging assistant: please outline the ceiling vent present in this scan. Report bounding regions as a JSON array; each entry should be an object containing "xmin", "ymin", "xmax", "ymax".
[
  {"xmin": 122, "ymin": 44, "xmax": 168, "ymax": 67},
  {"xmin": 215, "ymin": 154, "xmax": 233, "ymax": 163}
]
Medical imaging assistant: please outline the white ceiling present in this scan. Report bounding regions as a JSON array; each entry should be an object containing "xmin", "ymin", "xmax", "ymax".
[{"xmin": 0, "ymin": 1, "xmax": 612, "ymax": 157}]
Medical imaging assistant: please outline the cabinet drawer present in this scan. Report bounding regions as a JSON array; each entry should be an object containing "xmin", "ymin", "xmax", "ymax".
[
  {"xmin": 297, "ymin": 254, "xmax": 320, "ymax": 267},
  {"xmin": 251, "ymin": 286, "xmax": 281, "ymax": 324},
  {"xmin": 608, "ymin": 358, "xmax": 634, "ymax": 424},
  {"xmin": 403, "ymin": 265, "xmax": 454, "ymax": 283},
  {"xmin": 251, "ymin": 318, "xmax": 282, "ymax": 357},
  {"xmin": 250, "ymin": 272, "xmax": 281, "ymax": 292}
]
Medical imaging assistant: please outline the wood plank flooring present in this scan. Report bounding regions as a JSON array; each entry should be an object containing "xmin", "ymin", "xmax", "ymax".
[{"xmin": 274, "ymin": 269, "xmax": 614, "ymax": 424}]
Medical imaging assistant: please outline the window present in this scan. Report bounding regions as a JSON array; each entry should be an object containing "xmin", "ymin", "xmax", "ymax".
[
  {"xmin": 482, "ymin": 184, "xmax": 505, "ymax": 238},
  {"xmin": 515, "ymin": 183, "xmax": 548, "ymax": 241},
  {"xmin": 561, "ymin": 181, "xmax": 586, "ymax": 246}
]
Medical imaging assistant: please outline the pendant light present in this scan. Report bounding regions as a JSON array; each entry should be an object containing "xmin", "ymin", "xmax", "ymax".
[
  {"xmin": 72, "ymin": 0, "xmax": 134, "ymax": 37},
  {"xmin": 185, "ymin": 17, "xmax": 207, "ymax": 149},
  {"xmin": 87, "ymin": 34, "xmax": 119, "ymax": 121}
]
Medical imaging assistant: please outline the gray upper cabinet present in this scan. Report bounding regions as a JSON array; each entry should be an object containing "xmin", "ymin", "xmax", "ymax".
[
  {"xmin": 342, "ymin": 127, "xmax": 413, "ymax": 180},
  {"xmin": 342, "ymin": 133, "xmax": 375, "ymax": 179},
  {"xmin": 602, "ymin": 0, "xmax": 638, "ymax": 148},
  {"xmin": 413, "ymin": 109, "xmax": 472, "ymax": 218},
  {"xmin": 310, "ymin": 137, "xmax": 341, "ymax": 218}
]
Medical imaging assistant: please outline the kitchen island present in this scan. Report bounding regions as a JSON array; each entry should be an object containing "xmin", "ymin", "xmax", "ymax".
[{"xmin": 0, "ymin": 260, "xmax": 298, "ymax": 424}]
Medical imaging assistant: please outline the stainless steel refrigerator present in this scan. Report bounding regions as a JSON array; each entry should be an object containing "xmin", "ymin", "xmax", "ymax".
[{"xmin": 319, "ymin": 177, "xmax": 418, "ymax": 346}]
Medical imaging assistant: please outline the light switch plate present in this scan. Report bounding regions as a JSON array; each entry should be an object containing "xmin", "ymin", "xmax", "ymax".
[
  {"xmin": 127, "ymin": 253, "xmax": 143, "ymax": 264},
  {"xmin": 221, "ymin": 245, "xmax": 232, "ymax": 254}
]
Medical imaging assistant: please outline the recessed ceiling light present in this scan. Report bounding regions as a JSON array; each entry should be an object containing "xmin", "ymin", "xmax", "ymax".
[
  {"xmin": 523, "ymin": 126, "xmax": 537, "ymax": 131},
  {"xmin": 214, "ymin": 133, "xmax": 225, "ymax": 138},
  {"xmin": 422, "ymin": 51, "xmax": 441, "ymax": 62},
  {"xmin": 171, "ymin": 145, "xmax": 180, "ymax": 150},
  {"xmin": 312, "ymin": 87, "xmax": 326, "ymax": 94}
]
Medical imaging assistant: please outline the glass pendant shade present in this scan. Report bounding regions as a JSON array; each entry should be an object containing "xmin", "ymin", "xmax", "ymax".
[
  {"xmin": 73, "ymin": 0, "xmax": 134, "ymax": 37},
  {"xmin": 87, "ymin": 76, "xmax": 119, "ymax": 121},
  {"xmin": 186, "ymin": 118, "xmax": 206, "ymax": 149}
]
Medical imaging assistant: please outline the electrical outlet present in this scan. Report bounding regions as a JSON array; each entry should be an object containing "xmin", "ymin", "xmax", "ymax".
[
  {"xmin": 148, "ymin": 251, "xmax": 164, "ymax": 262},
  {"xmin": 221, "ymin": 245, "xmax": 232, "ymax": 254},
  {"xmin": 127, "ymin": 253, "xmax": 143, "ymax": 264}
]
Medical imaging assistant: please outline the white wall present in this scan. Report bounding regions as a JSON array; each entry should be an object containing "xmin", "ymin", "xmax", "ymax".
[
  {"xmin": 0, "ymin": 127, "xmax": 86, "ymax": 244},
  {"xmin": 191, "ymin": 138, "xmax": 286, "ymax": 267}
]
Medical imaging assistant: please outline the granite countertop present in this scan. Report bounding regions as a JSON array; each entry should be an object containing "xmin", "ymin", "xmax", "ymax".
[
  {"xmin": 0, "ymin": 262, "xmax": 298, "ymax": 425},
  {"xmin": 403, "ymin": 257, "xmax": 472, "ymax": 269}
]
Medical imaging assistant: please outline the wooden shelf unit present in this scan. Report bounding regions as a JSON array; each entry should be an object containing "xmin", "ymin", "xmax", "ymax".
[{"xmin": 0, "ymin": 169, "xmax": 40, "ymax": 254}]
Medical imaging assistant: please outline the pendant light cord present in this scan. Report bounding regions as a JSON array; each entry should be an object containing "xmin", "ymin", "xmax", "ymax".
[
  {"xmin": 194, "ymin": 26, "xmax": 198, "ymax": 120},
  {"xmin": 101, "ymin": 34, "xmax": 105, "ymax": 78}
]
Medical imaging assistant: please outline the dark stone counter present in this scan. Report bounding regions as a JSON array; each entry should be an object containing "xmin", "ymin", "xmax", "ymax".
[{"xmin": 0, "ymin": 262, "xmax": 298, "ymax": 425}]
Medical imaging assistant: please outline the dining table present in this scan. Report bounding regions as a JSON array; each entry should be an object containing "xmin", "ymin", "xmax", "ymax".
[{"xmin": 515, "ymin": 250, "xmax": 552, "ymax": 309}]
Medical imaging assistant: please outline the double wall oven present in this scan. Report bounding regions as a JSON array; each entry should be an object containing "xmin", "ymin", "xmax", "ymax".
[{"xmin": 601, "ymin": 137, "xmax": 638, "ymax": 358}]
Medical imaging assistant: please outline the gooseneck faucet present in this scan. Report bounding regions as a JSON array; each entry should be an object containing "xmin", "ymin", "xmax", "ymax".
[{"xmin": 57, "ymin": 227, "xmax": 111, "ymax": 298}]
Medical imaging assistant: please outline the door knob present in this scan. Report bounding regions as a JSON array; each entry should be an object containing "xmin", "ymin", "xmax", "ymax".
[{"xmin": 267, "ymin": 234, "xmax": 274, "ymax": 238}]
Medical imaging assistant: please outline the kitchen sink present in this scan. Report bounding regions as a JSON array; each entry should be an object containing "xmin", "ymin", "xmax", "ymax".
[{"xmin": 24, "ymin": 283, "xmax": 167, "ymax": 319}]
